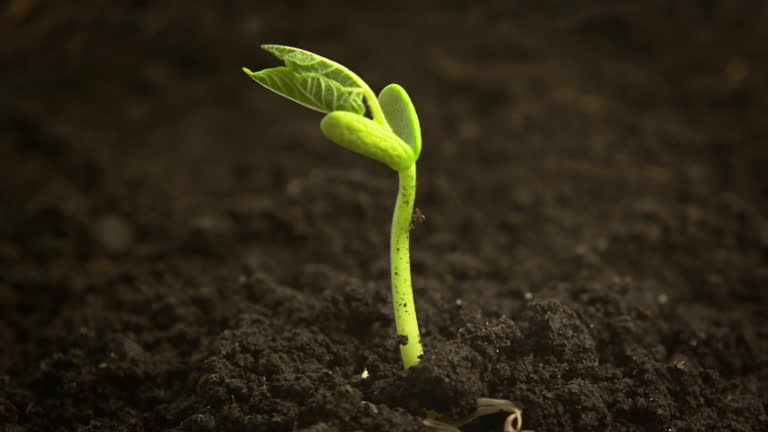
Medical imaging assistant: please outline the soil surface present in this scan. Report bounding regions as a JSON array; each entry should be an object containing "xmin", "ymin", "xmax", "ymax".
[{"xmin": 1, "ymin": 1, "xmax": 767, "ymax": 431}]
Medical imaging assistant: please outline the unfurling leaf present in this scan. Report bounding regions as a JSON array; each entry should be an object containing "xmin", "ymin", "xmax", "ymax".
[
  {"xmin": 321, "ymin": 111, "xmax": 415, "ymax": 171},
  {"xmin": 260, "ymin": 45, "xmax": 366, "ymax": 89},
  {"xmin": 379, "ymin": 84, "xmax": 422, "ymax": 159},
  {"xmin": 243, "ymin": 45, "xmax": 372, "ymax": 115},
  {"xmin": 243, "ymin": 67, "xmax": 366, "ymax": 114}
]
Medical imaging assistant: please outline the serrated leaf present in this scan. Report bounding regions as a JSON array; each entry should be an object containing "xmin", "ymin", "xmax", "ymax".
[
  {"xmin": 320, "ymin": 111, "xmax": 415, "ymax": 171},
  {"xmin": 243, "ymin": 45, "xmax": 372, "ymax": 115},
  {"xmin": 379, "ymin": 84, "xmax": 422, "ymax": 159}
]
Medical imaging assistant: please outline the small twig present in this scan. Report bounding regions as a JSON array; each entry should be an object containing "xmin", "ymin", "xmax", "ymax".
[{"xmin": 422, "ymin": 398, "xmax": 532, "ymax": 432}]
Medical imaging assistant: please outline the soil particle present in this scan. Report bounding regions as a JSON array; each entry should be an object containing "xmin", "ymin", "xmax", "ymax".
[
  {"xmin": 93, "ymin": 214, "xmax": 135, "ymax": 254},
  {"xmin": 397, "ymin": 334, "xmax": 409, "ymax": 346},
  {"xmin": 180, "ymin": 412, "xmax": 216, "ymax": 431},
  {"xmin": 523, "ymin": 300, "xmax": 599, "ymax": 370}
]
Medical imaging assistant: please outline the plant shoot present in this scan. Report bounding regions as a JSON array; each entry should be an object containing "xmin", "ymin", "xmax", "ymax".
[{"xmin": 243, "ymin": 45, "xmax": 424, "ymax": 368}]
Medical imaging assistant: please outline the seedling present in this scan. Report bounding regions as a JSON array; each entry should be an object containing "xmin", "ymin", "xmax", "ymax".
[{"xmin": 243, "ymin": 45, "xmax": 423, "ymax": 369}]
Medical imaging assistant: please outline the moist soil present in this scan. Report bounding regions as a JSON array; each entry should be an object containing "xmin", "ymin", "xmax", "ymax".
[{"xmin": 1, "ymin": 1, "xmax": 767, "ymax": 431}]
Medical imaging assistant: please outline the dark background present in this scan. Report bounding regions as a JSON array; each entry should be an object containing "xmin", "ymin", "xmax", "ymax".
[{"xmin": 1, "ymin": 1, "xmax": 766, "ymax": 431}]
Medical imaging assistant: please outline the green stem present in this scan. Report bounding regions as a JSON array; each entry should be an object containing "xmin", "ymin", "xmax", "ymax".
[
  {"xmin": 364, "ymin": 90, "xmax": 389, "ymax": 129},
  {"xmin": 391, "ymin": 163, "xmax": 423, "ymax": 368}
]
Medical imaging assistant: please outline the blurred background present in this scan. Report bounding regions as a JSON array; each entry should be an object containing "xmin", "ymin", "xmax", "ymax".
[{"xmin": 2, "ymin": 0, "xmax": 766, "ymax": 289}]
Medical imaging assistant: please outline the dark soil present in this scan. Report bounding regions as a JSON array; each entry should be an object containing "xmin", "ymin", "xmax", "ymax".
[{"xmin": 1, "ymin": 1, "xmax": 767, "ymax": 431}]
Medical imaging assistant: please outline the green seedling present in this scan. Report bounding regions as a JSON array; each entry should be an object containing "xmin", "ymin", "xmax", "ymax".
[{"xmin": 243, "ymin": 45, "xmax": 423, "ymax": 369}]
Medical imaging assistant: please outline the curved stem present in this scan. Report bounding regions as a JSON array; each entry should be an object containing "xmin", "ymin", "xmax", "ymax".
[
  {"xmin": 391, "ymin": 163, "xmax": 423, "ymax": 368},
  {"xmin": 363, "ymin": 90, "xmax": 389, "ymax": 129}
]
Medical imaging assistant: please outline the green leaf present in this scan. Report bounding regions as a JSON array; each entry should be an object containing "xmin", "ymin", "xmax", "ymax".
[
  {"xmin": 261, "ymin": 44, "xmax": 367, "ymax": 89},
  {"xmin": 320, "ymin": 111, "xmax": 415, "ymax": 171},
  {"xmin": 243, "ymin": 66, "xmax": 366, "ymax": 114},
  {"xmin": 242, "ymin": 45, "xmax": 373, "ymax": 115},
  {"xmin": 379, "ymin": 84, "xmax": 422, "ymax": 159}
]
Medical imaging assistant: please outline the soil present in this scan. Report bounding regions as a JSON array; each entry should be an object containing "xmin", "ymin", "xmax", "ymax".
[{"xmin": 1, "ymin": 1, "xmax": 767, "ymax": 431}]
